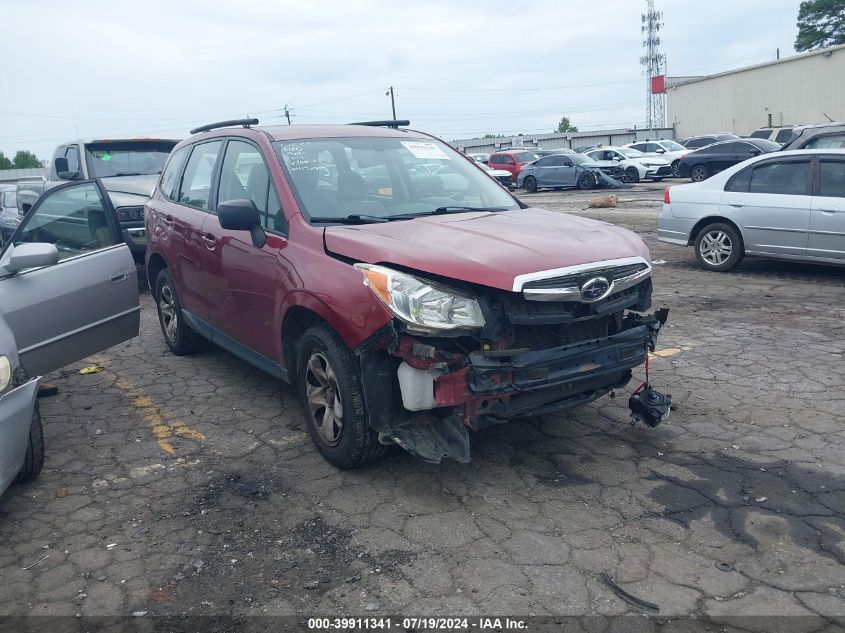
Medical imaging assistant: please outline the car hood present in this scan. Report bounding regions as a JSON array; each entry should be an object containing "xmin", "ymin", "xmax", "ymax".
[
  {"xmin": 101, "ymin": 175, "xmax": 158, "ymax": 205},
  {"xmin": 324, "ymin": 208, "xmax": 650, "ymax": 292}
]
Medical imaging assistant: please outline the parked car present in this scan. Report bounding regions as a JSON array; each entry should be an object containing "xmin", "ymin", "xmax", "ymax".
[
  {"xmin": 676, "ymin": 138, "xmax": 781, "ymax": 182},
  {"xmin": 658, "ymin": 149, "xmax": 845, "ymax": 271},
  {"xmin": 623, "ymin": 139, "xmax": 690, "ymax": 177},
  {"xmin": 678, "ymin": 134, "xmax": 739, "ymax": 149},
  {"xmin": 479, "ymin": 162, "xmax": 515, "ymax": 188},
  {"xmin": 517, "ymin": 153, "xmax": 624, "ymax": 192},
  {"xmin": 0, "ymin": 186, "xmax": 20, "ymax": 246},
  {"xmin": 781, "ymin": 121, "xmax": 845, "ymax": 151},
  {"xmin": 748, "ymin": 127, "xmax": 797, "ymax": 144},
  {"xmin": 488, "ymin": 149, "xmax": 541, "ymax": 183},
  {"xmin": 585, "ymin": 147, "xmax": 672, "ymax": 183},
  {"xmin": 0, "ymin": 179, "xmax": 140, "ymax": 499},
  {"xmin": 16, "ymin": 138, "xmax": 179, "ymax": 270},
  {"xmin": 145, "ymin": 120, "xmax": 669, "ymax": 467},
  {"xmin": 468, "ymin": 153, "xmax": 490, "ymax": 164}
]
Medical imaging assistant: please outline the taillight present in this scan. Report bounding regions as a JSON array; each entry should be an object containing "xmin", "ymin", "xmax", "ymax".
[{"xmin": 663, "ymin": 187, "xmax": 671, "ymax": 204}]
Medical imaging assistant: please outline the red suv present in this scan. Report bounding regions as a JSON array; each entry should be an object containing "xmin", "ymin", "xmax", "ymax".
[
  {"xmin": 146, "ymin": 120, "xmax": 669, "ymax": 468},
  {"xmin": 488, "ymin": 149, "xmax": 540, "ymax": 183}
]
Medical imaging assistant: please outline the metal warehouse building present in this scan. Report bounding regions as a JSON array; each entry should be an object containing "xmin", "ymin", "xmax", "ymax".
[{"xmin": 666, "ymin": 43, "xmax": 845, "ymax": 139}]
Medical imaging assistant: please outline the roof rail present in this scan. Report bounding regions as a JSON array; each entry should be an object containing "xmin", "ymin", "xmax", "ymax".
[
  {"xmin": 189, "ymin": 118, "xmax": 259, "ymax": 135},
  {"xmin": 349, "ymin": 120, "xmax": 410, "ymax": 129}
]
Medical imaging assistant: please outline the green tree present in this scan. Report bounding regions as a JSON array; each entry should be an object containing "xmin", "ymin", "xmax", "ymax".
[
  {"xmin": 555, "ymin": 116, "xmax": 578, "ymax": 134},
  {"xmin": 795, "ymin": 0, "xmax": 845, "ymax": 52},
  {"xmin": 0, "ymin": 152, "xmax": 12, "ymax": 170},
  {"xmin": 12, "ymin": 150, "xmax": 42, "ymax": 169}
]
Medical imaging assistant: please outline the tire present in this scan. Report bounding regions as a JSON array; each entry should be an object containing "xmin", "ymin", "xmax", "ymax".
[
  {"xmin": 15, "ymin": 404, "xmax": 44, "ymax": 483},
  {"xmin": 577, "ymin": 172, "xmax": 595, "ymax": 190},
  {"xmin": 671, "ymin": 160, "xmax": 681, "ymax": 177},
  {"xmin": 296, "ymin": 324, "xmax": 387, "ymax": 469},
  {"xmin": 694, "ymin": 222, "xmax": 743, "ymax": 272},
  {"xmin": 155, "ymin": 269, "xmax": 206, "ymax": 355},
  {"xmin": 624, "ymin": 166, "xmax": 640, "ymax": 183},
  {"xmin": 690, "ymin": 164, "xmax": 709, "ymax": 182},
  {"xmin": 524, "ymin": 176, "xmax": 537, "ymax": 193}
]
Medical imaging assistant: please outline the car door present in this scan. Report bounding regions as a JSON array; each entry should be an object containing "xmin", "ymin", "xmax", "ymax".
[
  {"xmin": 728, "ymin": 142, "xmax": 763, "ymax": 172},
  {"xmin": 0, "ymin": 179, "xmax": 139, "ymax": 376},
  {"xmin": 531, "ymin": 156, "xmax": 557, "ymax": 187},
  {"xmin": 555, "ymin": 156, "xmax": 577, "ymax": 187},
  {"xmin": 808, "ymin": 157, "xmax": 845, "ymax": 261},
  {"xmin": 198, "ymin": 138, "xmax": 290, "ymax": 376},
  {"xmin": 722, "ymin": 157, "xmax": 812, "ymax": 258}
]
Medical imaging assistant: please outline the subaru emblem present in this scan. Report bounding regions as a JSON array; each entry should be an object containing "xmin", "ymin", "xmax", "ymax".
[{"xmin": 580, "ymin": 276, "xmax": 611, "ymax": 301}]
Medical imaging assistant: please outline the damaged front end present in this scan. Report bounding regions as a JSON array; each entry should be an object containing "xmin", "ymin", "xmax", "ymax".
[{"xmin": 354, "ymin": 258, "xmax": 669, "ymax": 464}]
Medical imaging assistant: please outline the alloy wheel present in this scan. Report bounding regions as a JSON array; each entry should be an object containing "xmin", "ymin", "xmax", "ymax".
[
  {"xmin": 699, "ymin": 230, "xmax": 732, "ymax": 266},
  {"xmin": 159, "ymin": 285, "xmax": 178, "ymax": 343},
  {"xmin": 305, "ymin": 351, "xmax": 343, "ymax": 446}
]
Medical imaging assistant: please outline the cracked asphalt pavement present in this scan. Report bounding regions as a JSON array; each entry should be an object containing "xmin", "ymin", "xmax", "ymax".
[{"xmin": 1, "ymin": 182, "xmax": 843, "ymax": 627}]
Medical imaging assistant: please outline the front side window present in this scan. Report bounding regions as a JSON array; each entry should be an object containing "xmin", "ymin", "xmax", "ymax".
[
  {"xmin": 12, "ymin": 182, "xmax": 118, "ymax": 261},
  {"xmin": 819, "ymin": 160, "xmax": 845, "ymax": 198},
  {"xmin": 178, "ymin": 141, "xmax": 222, "ymax": 210},
  {"xmin": 748, "ymin": 160, "xmax": 810, "ymax": 195},
  {"xmin": 274, "ymin": 137, "xmax": 518, "ymax": 221},
  {"xmin": 159, "ymin": 146, "xmax": 190, "ymax": 201},
  {"xmin": 218, "ymin": 140, "xmax": 285, "ymax": 234},
  {"xmin": 803, "ymin": 134, "xmax": 845, "ymax": 149},
  {"xmin": 85, "ymin": 141, "xmax": 176, "ymax": 178}
]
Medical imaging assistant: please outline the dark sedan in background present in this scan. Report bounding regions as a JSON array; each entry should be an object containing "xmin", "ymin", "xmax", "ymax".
[
  {"xmin": 677, "ymin": 138, "xmax": 781, "ymax": 182},
  {"xmin": 678, "ymin": 133, "xmax": 739, "ymax": 149},
  {"xmin": 517, "ymin": 153, "xmax": 624, "ymax": 191}
]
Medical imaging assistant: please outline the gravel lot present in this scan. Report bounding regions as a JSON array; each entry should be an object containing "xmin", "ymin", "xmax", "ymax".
[{"xmin": 1, "ymin": 181, "xmax": 843, "ymax": 627}]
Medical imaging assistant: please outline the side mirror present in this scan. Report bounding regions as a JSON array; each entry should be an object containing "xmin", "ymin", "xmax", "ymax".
[
  {"xmin": 4, "ymin": 243, "xmax": 60, "ymax": 273},
  {"xmin": 656, "ymin": 149, "xmax": 666, "ymax": 154},
  {"xmin": 612, "ymin": 156, "xmax": 621, "ymax": 161},
  {"xmin": 217, "ymin": 199, "xmax": 266, "ymax": 248},
  {"xmin": 54, "ymin": 157, "xmax": 80, "ymax": 180}
]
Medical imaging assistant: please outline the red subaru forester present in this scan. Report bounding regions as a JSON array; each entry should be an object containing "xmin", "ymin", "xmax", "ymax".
[{"xmin": 146, "ymin": 120, "xmax": 669, "ymax": 468}]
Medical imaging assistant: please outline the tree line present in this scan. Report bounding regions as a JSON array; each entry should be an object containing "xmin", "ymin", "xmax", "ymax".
[{"xmin": 0, "ymin": 150, "xmax": 42, "ymax": 170}]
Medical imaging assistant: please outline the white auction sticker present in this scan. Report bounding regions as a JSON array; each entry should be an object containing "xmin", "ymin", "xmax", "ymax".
[{"xmin": 401, "ymin": 141, "xmax": 450, "ymax": 160}]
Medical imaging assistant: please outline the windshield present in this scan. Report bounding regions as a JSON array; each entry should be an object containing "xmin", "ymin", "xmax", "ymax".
[
  {"xmin": 619, "ymin": 148, "xmax": 645, "ymax": 158},
  {"xmin": 273, "ymin": 137, "xmax": 519, "ymax": 222},
  {"xmin": 85, "ymin": 141, "xmax": 177, "ymax": 177},
  {"xmin": 2, "ymin": 190, "xmax": 15, "ymax": 207},
  {"xmin": 513, "ymin": 151, "xmax": 539, "ymax": 163},
  {"xmin": 661, "ymin": 140, "xmax": 685, "ymax": 151}
]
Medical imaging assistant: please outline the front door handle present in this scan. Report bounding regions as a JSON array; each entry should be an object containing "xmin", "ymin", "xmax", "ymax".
[
  {"xmin": 728, "ymin": 201, "xmax": 745, "ymax": 208},
  {"xmin": 819, "ymin": 206, "xmax": 840, "ymax": 213},
  {"xmin": 201, "ymin": 233, "xmax": 217, "ymax": 248},
  {"xmin": 110, "ymin": 271, "xmax": 129, "ymax": 284}
]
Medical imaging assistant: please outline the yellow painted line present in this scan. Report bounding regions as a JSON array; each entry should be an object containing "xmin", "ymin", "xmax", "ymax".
[
  {"xmin": 91, "ymin": 356, "xmax": 206, "ymax": 455},
  {"xmin": 651, "ymin": 347, "xmax": 683, "ymax": 358}
]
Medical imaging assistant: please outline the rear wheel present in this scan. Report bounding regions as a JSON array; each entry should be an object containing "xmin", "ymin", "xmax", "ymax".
[
  {"xmin": 577, "ymin": 172, "xmax": 595, "ymax": 190},
  {"xmin": 297, "ymin": 324, "xmax": 387, "ymax": 469},
  {"xmin": 15, "ymin": 404, "xmax": 44, "ymax": 483},
  {"xmin": 155, "ymin": 269, "xmax": 206, "ymax": 355},
  {"xmin": 524, "ymin": 176, "xmax": 537, "ymax": 193},
  {"xmin": 694, "ymin": 223, "xmax": 743, "ymax": 271},
  {"xmin": 690, "ymin": 164, "xmax": 709, "ymax": 182},
  {"xmin": 624, "ymin": 166, "xmax": 640, "ymax": 183}
]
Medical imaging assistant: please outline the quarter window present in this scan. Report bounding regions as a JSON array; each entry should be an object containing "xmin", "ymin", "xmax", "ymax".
[
  {"xmin": 819, "ymin": 160, "xmax": 845, "ymax": 198},
  {"xmin": 178, "ymin": 141, "xmax": 222, "ymax": 210},
  {"xmin": 218, "ymin": 140, "xmax": 286, "ymax": 234},
  {"xmin": 159, "ymin": 146, "xmax": 190, "ymax": 201},
  {"xmin": 748, "ymin": 160, "xmax": 810, "ymax": 196}
]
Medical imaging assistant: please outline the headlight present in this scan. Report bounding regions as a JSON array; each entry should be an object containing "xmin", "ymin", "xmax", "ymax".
[
  {"xmin": 355, "ymin": 264, "xmax": 485, "ymax": 332},
  {"xmin": 1, "ymin": 215, "xmax": 21, "ymax": 228},
  {"xmin": 0, "ymin": 355, "xmax": 11, "ymax": 392}
]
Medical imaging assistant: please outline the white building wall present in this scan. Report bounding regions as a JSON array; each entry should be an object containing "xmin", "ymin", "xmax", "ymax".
[{"xmin": 667, "ymin": 44, "xmax": 845, "ymax": 138}]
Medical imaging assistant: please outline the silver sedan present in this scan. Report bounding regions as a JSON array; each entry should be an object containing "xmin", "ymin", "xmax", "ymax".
[{"xmin": 657, "ymin": 149, "xmax": 845, "ymax": 271}]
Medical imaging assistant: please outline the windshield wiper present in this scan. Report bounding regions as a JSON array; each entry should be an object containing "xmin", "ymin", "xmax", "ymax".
[
  {"xmin": 390, "ymin": 206, "xmax": 510, "ymax": 220},
  {"xmin": 309, "ymin": 214, "xmax": 389, "ymax": 225}
]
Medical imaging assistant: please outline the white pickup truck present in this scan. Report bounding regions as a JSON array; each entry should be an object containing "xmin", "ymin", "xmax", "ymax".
[{"xmin": 16, "ymin": 138, "xmax": 179, "ymax": 268}]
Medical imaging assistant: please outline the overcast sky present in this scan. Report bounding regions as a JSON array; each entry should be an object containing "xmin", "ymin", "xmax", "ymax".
[{"xmin": 1, "ymin": 0, "xmax": 800, "ymax": 161}]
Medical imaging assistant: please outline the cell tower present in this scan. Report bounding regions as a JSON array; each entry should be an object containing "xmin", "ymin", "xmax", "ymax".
[{"xmin": 640, "ymin": 0, "xmax": 666, "ymax": 129}]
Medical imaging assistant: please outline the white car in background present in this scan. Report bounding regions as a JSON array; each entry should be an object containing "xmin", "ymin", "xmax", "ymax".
[
  {"xmin": 586, "ymin": 146, "xmax": 672, "ymax": 183},
  {"xmin": 468, "ymin": 153, "xmax": 490, "ymax": 164},
  {"xmin": 623, "ymin": 139, "xmax": 690, "ymax": 177}
]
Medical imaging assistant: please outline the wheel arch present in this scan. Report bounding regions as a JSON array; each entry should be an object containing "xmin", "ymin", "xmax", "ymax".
[
  {"xmin": 146, "ymin": 253, "xmax": 168, "ymax": 292},
  {"xmin": 688, "ymin": 216, "xmax": 745, "ymax": 248}
]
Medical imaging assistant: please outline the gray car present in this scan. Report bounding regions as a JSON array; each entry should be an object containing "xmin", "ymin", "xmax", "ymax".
[
  {"xmin": 0, "ymin": 179, "xmax": 140, "ymax": 498},
  {"xmin": 657, "ymin": 149, "xmax": 845, "ymax": 271}
]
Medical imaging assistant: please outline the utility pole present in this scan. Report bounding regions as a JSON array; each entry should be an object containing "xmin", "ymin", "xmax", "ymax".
[
  {"xmin": 386, "ymin": 87, "xmax": 396, "ymax": 120},
  {"xmin": 640, "ymin": 0, "xmax": 666, "ymax": 130},
  {"xmin": 283, "ymin": 104, "xmax": 292, "ymax": 125}
]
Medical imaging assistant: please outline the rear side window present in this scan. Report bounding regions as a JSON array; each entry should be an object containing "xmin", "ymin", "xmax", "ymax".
[
  {"xmin": 774, "ymin": 128, "xmax": 794, "ymax": 144},
  {"xmin": 178, "ymin": 141, "xmax": 222, "ymax": 210},
  {"xmin": 697, "ymin": 144, "xmax": 724, "ymax": 154},
  {"xmin": 803, "ymin": 134, "xmax": 845, "ymax": 149},
  {"xmin": 725, "ymin": 168, "xmax": 752, "ymax": 192},
  {"xmin": 819, "ymin": 160, "xmax": 845, "ymax": 198},
  {"xmin": 748, "ymin": 160, "xmax": 811, "ymax": 196},
  {"xmin": 490, "ymin": 155, "xmax": 506, "ymax": 165},
  {"xmin": 159, "ymin": 146, "xmax": 190, "ymax": 201},
  {"xmin": 630, "ymin": 143, "xmax": 647, "ymax": 152}
]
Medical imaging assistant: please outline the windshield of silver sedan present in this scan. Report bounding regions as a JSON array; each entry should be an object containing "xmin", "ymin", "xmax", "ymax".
[{"xmin": 273, "ymin": 137, "xmax": 519, "ymax": 222}]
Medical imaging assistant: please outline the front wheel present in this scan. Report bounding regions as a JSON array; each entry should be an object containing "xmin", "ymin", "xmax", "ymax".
[
  {"xmin": 297, "ymin": 324, "xmax": 387, "ymax": 469},
  {"xmin": 690, "ymin": 164, "xmax": 709, "ymax": 182},
  {"xmin": 577, "ymin": 172, "xmax": 595, "ymax": 190},
  {"xmin": 623, "ymin": 166, "xmax": 640, "ymax": 183},
  {"xmin": 694, "ymin": 223, "xmax": 743, "ymax": 271},
  {"xmin": 15, "ymin": 404, "xmax": 44, "ymax": 483},
  {"xmin": 524, "ymin": 176, "xmax": 537, "ymax": 193}
]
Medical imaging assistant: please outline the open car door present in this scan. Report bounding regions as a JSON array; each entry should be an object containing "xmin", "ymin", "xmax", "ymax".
[{"xmin": 0, "ymin": 179, "xmax": 140, "ymax": 376}]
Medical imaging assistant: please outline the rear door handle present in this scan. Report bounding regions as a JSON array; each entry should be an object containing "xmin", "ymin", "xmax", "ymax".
[
  {"xmin": 819, "ymin": 206, "xmax": 840, "ymax": 213},
  {"xmin": 161, "ymin": 214, "xmax": 174, "ymax": 226},
  {"xmin": 728, "ymin": 201, "xmax": 745, "ymax": 208}
]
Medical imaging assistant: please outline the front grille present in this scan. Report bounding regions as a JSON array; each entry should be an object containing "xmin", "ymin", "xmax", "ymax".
[
  {"xmin": 523, "ymin": 263, "xmax": 648, "ymax": 291},
  {"xmin": 512, "ymin": 317, "xmax": 613, "ymax": 351}
]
